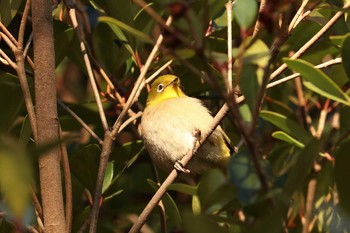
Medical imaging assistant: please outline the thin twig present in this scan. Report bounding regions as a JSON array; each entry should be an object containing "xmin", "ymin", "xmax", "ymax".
[
  {"xmin": 118, "ymin": 111, "xmax": 143, "ymax": 134},
  {"xmin": 66, "ymin": 5, "xmax": 109, "ymax": 132},
  {"xmin": 226, "ymin": 1, "xmax": 233, "ymax": 92},
  {"xmin": 58, "ymin": 100, "xmax": 103, "ymax": 145},
  {"xmin": 15, "ymin": 0, "xmax": 38, "ymax": 141},
  {"xmin": 59, "ymin": 126, "xmax": 73, "ymax": 233},
  {"xmin": 267, "ymin": 58, "xmax": 342, "ymax": 88},
  {"xmin": 128, "ymin": 103, "xmax": 230, "ymax": 233},
  {"xmin": 316, "ymin": 99, "xmax": 330, "ymax": 139},
  {"xmin": 0, "ymin": 48, "xmax": 17, "ymax": 68},
  {"xmin": 302, "ymin": 178, "xmax": 317, "ymax": 233},
  {"xmin": 270, "ymin": 1, "xmax": 350, "ymax": 80},
  {"xmin": 145, "ymin": 60, "xmax": 173, "ymax": 84},
  {"xmin": 294, "ymin": 76, "xmax": 317, "ymax": 136},
  {"xmin": 288, "ymin": 0, "xmax": 309, "ymax": 33},
  {"xmin": 132, "ymin": 0, "xmax": 188, "ymax": 44},
  {"xmin": 0, "ymin": 22, "xmax": 18, "ymax": 46},
  {"xmin": 253, "ymin": 0, "xmax": 267, "ymax": 37}
]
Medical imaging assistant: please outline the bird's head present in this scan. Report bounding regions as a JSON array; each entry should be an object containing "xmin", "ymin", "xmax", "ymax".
[{"xmin": 146, "ymin": 75, "xmax": 186, "ymax": 107}]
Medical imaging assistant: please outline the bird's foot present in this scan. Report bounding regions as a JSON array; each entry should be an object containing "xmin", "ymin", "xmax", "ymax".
[{"xmin": 174, "ymin": 161, "xmax": 190, "ymax": 173}]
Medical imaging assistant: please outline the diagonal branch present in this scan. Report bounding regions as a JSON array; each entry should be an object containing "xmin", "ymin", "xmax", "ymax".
[
  {"xmin": 64, "ymin": 1, "xmax": 109, "ymax": 132},
  {"xmin": 270, "ymin": 1, "xmax": 350, "ymax": 80}
]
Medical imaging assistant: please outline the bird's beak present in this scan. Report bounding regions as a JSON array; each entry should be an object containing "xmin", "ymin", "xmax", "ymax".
[{"xmin": 170, "ymin": 77, "xmax": 180, "ymax": 86}]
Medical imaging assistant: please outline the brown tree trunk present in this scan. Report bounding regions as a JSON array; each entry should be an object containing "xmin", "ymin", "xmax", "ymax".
[{"xmin": 31, "ymin": 0, "xmax": 67, "ymax": 232}]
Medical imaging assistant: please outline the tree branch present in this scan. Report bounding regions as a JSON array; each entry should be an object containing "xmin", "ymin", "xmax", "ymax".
[
  {"xmin": 65, "ymin": 1, "xmax": 109, "ymax": 132},
  {"xmin": 270, "ymin": 1, "xmax": 350, "ymax": 80},
  {"xmin": 31, "ymin": 0, "xmax": 67, "ymax": 231}
]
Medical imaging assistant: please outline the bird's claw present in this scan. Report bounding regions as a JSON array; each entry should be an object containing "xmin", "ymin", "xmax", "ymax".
[{"xmin": 174, "ymin": 161, "xmax": 190, "ymax": 173}]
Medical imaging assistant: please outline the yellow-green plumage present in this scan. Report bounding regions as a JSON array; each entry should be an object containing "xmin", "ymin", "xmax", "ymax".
[{"xmin": 141, "ymin": 75, "xmax": 231, "ymax": 174}]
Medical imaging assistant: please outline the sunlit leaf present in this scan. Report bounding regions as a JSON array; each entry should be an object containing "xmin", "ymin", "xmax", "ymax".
[
  {"xmin": 284, "ymin": 58, "xmax": 350, "ymax": 106},
  {"xmin": 272, "ymin": 131, "xmax": 304, "ymax": 148}
]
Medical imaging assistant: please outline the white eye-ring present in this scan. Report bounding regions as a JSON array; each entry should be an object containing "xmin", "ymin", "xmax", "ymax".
[{"xmin": 157, "ymin": 83, "xmax": 164, "ymax": 93}]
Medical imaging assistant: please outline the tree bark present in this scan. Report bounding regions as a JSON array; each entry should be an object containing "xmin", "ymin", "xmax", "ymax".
[{"xmin": 31, "ymin": 0, "xmax": 67, "ymax": 232}]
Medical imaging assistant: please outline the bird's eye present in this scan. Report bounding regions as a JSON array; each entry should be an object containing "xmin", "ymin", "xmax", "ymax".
[{"xmin": 157, "ymin": 83, "xmax": 164, "ymax": 93}]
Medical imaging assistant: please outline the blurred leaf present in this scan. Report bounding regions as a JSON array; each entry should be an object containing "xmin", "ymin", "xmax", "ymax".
[
  {"xmin": 147, "ymin": 179, "xmax": 182, "ymax": 227},
  {"xmin": 244, "ymin": 39, "xmax": 270, "ymax": 67},
  {"xmin": 284, "ymin": 58, "xmax": 350, "ymax": 106},
  {"xmin": 19, "ymin": 114, "xmax": 32, "ymax": 146},
  {"xmin": 192, "ymin": 194, "xmax": 201, "ymax": 215},
  {"xmin": 239, "ymin": 103, "xmax": 252, "ymax": 124},
  {"xmin": 208, "ymin": 0, "xmax": 227, "ymax": 19},
  {"xmin": 96, "ymin": 17, "xmax": 135, "ymax": 57},
  {"xmin": 204, "ymin": 182, "xmax": 236, "ymax": 214},
  {"xmin": 69, "ymin": 144, "xmax": 100, "ymax": 194},
  {"xmin": 341, "ymin": 34, "xmax": 350, "ymax": 81},
  {"xmin": 0, "ymin": 136, "xmax": 33, "ymax": 220},
  {"xmin": 197, "ymin": 169, "xmax": 227, "ymax": 208},
  {"xmin": 103, "ymin": 143, "xmax": 144, "ymax": 197},
  {"xmin": 54, "ymin": 21, "xmax": 74, "ymax": 66},
  {"xmin": 99, "ymin": 16, "xmax": 153, "ymax": 44},
  {"xmin": 240, "ymin": 64, "xmax": 259, "ymax": 112},
  {"xmin": 0, "ymin": 75, "xmax": 24, "ymax": 133},
  {"xmin": 228, "ymin": 150, "xmax": 270, "ymax": 205},
  {"xmin": 0, "ymin": 0, "xmax": 22, "ymax": 26},
  {"xmin": 168, "ymin": 183, "xmax": 197, "ymax": 196},
  {"xmin": 335, "ymin": 139, "xmax": 350, "ymax": 216},
  {"xmin": 260, "ymin": 110, "xmax": 311, "ymax": 143},
  {"xmin": 283, "ymin": 138, "xmax": 321, "ymax": 196},
  {"xmin": 233, "ymin": 0, "xmax": 258, "ymax": 30},
  {"xmin": 182, "ymin": 211, "xmax": 228, "ymax": 233}
]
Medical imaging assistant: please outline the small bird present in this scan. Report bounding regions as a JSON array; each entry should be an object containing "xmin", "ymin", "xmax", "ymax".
[{"xmin": 140, "ymin": 75, "xmax": 232, "ymax": 174}]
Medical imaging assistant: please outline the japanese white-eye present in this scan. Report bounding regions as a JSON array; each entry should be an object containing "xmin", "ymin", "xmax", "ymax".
[{"xmin": 140, "ymin": 75, "xmax": 232, "ymax": 174}]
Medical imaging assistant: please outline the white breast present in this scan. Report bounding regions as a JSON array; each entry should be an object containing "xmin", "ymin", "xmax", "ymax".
[{"xmin": 140, "ymin": 97, "xmax": 213, "ymax": 171}]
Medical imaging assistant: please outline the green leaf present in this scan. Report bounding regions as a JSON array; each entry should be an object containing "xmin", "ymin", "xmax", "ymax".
[
  {"xmin": 102, "ymin": 161, "xmax": 114, "ymax": 193},
  {"xmin": 283, "ymin": 138, "xmax": 321, "ymax": 196},
  {"xmin": 233, "ymin": 0, "xmax": 258, "ymax": 30},
  {"xmin": 272, "ymin": 131, "xmax": 304, "ymax": 148},
  {"xmin": 99, "ymin": 16, "xmax": 153, "ymax": 44},
  {"xmin": 147, "ymin": 179, "xmax": 182, "ymax": 227},
  {"xmin": 69, "ymin": 144, "xmax": 101, "ymax": 194},
  {"xmin": 0, "ymin": 136, "xmax": 33, "ymax": 219},
  {"xmin": 197, "ymin": 170, "xmax": 227, "ymax": 209},
  {"xmin": 284, "ymin": 58, "xmax": 350, "ymax": 106},
  {"xmin": 0, "ymin": 75, "xmax": 24, "ymax": 133},
  {"xmin": 0, "ymin": 0, "xmax": 22, "ymax": 26},
  {"xmin": 182, "ymin": 211, "xmax": 228, "ymax": 233},
  {"xmin": 228, "ymin": 150, "xmax": 268, "ymax": 205},
  {"xmin": 168, "ymin": 183, "xmax": 197, "ymax": 196},
  {"xmin": 19, "ymin": 114, "xmax": 33, "ymax": 146},
  {"xmin": 260, "ymin": 110, "xmax": 311, "ymax": 143},
  {"xmin": 341, "ymin": 34, "xmax": 350, "ymax": 81}
]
